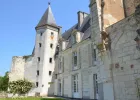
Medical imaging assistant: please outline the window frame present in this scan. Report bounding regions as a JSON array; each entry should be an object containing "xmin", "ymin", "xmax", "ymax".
[
  {"xmin": 51, "ymin": 32, "xmax": 54, "ymax": 36},
  {"xmin": 72, "ymin": 51, "xmax": 78, "ymax": 70},
  {"xmin": 49, "ymin": 71, "xmax": 52, "ymax": 76},
  {"xmin": 50, "ymin": 43, "xmax": 53, "ymax": 48},
  {"xmin": 39, "ymin": 43, "xmax": 42, "ymax": 48},
  {"xmin": 36, "ymin": 82, "xmax": 39, "ymax": 87},
  {"xmin": 38, "ymin": 57, "xmax": 40, "ymax": 62},
  {"xmin": 40, "ymin": 32, "xmax": 43, "ymax": 36},
  {"xmin": 58, "ymin": 57, "xmax": 63, "ymax": 73},
  {"xmin": 37, "ymin": 70, "xmax": 39, "ymax": 76},
  {"xmin": 49, "ymin": 58, "xmax": 52, "ymax": 63}
]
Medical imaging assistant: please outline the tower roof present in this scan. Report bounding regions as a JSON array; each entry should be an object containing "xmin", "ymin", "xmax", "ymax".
[{"xmin": 36, "ymin": 3, "xmax": 57, "ymax": 28}]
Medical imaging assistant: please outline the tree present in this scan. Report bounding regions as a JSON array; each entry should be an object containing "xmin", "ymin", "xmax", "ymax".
[
  {"xmin": 8, "ymin": 79, "xmax": 33, "ymax": 96},
  {"xmin": 0, "ymin": 72, "xmax": 9, "ymax": 91}
]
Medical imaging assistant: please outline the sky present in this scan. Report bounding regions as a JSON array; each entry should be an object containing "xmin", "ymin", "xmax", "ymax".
[{"xmin": 0, "ymin": 0, "xmax": 89, "ymax": 76}]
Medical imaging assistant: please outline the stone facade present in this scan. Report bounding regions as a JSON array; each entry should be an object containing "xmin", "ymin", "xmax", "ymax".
[
  {"xmin": 106, "ymin": 13, "xmax": 140, "ymax": 100},
  {"xmin": 9, "ymin": 0, "xmax": 140, "ymax": 100},
  {"xmin": 123, "ymin": 0, "xmax": 140, "ymax": 17}
]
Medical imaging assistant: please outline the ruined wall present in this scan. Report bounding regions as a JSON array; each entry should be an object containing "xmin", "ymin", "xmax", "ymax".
[
  {"xmin": 9, "ymin": 56, "xmax": 25, "ymax": 82},
  {"xmin": 106, "ymin": 12, "xmax": 140, "ymax": 100},
  {"xmin": 123, "ymin": 0, "xmax": 140, "ymax": 17},
  {"xmin": 24, "ymin": 56, "xmax": 35, "ymax": 82}
]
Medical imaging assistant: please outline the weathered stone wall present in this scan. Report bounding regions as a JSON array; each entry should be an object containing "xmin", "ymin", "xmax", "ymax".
[
  {"xmin": 9, "ymin": 56, "xmax": 25, "ymax": 82},
  {"xmin": 123, "ymin": 0, "xmax": 140, "ymax": 17},
  {"xmin": 55, "ymin": 39, "xmax": 99, "ymax": 99},
  {"xmin": 9, "ymin": 55, "xmax": 37, "ymax": 96},
  {"xmin": 101, "ymin": 0, "xmax": 125, "ymax": 28},
  {"xmin": 106, "ymin": 13, "xmax": 140, "ymax": 100}
]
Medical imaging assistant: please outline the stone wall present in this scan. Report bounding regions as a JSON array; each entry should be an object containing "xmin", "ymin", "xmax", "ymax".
[
  {"xmin": 0, "ymin": 92, "xmax": 7, "ymax": 98},
  {"xmin": 9, "ymin": 56, "xmax": 25, "ymax": 82},
  {"xmin": 55, "ymin": 39, "xmax": 99, "ymax": 99},
  {"xmin": 123, "ymin": 0, "xmax": 140, "ymax": 17},
  {"xmin": 106, "ymin": 13, "xmax": 140, "ymax": 100}
]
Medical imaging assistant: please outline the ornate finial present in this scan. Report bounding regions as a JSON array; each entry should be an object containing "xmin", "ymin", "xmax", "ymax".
[{"xmin": 48, "ymin": 2, "xmax": 51, "ymax": 5}]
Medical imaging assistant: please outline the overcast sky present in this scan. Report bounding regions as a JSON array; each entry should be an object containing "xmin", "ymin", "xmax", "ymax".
[{"xmin": 0, "ymin": 0, "xmax": 89, "ymax": 76}]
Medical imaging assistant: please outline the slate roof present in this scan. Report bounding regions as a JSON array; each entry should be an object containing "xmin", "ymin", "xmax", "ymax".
[
  {"xmin": 62, "ymin": 24, "xmax": 78, "ymax": 40},
  {"xmin": 61, "ymin": 15, "xmax": 91, "ymax": 49},
  {"xmin": 36, "ymin": 4, "xmax": 57, "ymax": 28}
]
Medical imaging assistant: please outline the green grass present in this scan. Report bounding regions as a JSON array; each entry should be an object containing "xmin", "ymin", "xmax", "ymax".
[{"xmin": 0, "ymin": 97, "xmax": 63, "ymax": 100}]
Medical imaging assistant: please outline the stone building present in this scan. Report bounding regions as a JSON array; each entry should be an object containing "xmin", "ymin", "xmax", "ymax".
[{"xmin": 9, "ymin": 0, "xmax": 140, "ymax": 100}]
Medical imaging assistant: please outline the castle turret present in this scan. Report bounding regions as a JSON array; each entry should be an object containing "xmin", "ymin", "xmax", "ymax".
[{"xmin": 33, "ymin": 3, "xmax": 61, "ymax": 96}]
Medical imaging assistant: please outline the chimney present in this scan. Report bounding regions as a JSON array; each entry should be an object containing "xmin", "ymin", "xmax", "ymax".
[{"xmin": 78, "ymin": 11, "xmax": 88, "ymax": 28}]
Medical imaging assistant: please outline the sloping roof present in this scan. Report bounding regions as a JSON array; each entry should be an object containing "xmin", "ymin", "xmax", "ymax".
[
  {"xmin": 61, "ymin": 15, "xmax": 91, "ymax": 49},
  {"xmin": 62, "ymin": 24, "xmax": 78, "ymax": 40},
  {"xmin": 79, "ymin": 16, "xmax": 91, "ymax": 32},
  {"xmin": 36, "ymin": 4, "xmax": 57, "ymax": 28}
]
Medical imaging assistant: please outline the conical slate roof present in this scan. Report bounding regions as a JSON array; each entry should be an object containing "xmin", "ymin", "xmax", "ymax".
[{"xmin": 36, "ymin": 4, "xmax": 57, "ymax": 28}]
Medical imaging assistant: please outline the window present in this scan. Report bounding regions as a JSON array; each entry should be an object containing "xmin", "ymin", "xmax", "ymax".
[
  {"xmin": 93, "ymin": 74, "xmax": 98, "ymax": 94},
  {"xmin": 49, "ymin": 71, "xmax": 52, "ymax": 76},
  {"xmin": 38, "ymin": 57, "xmax": 40, "ymax": 62},
  {"xmin": 59, "ymin": 57, "xmax": 63, "ymax": 72},
  {"xmin": 50, "ymin": 44, "xmax": 53, "ymax": 48},
  {"xmin": 40, "ymin": 32, "xmax": 43, "ymax": 36},
  {"xmin": 55, "ymin": 74, "xmax": 57, "ymax": 79},
  {"xmin": 36, "ymin": 82, "xmax": 39, "ymax": 87},
  {"xmin": 72, "ymin": 34, "xmax": 76, "ymax": 44},
  {"xmin": 73, "ymin": 74, "xmax": 78, "ymax": 93},
  {"xmin": 49, "ymin": 58, "xmax": 52, "ymax": 63},
  {"xmin": 37, "ymin": 70, "xmax": 39, "ymax": 76},
  {"xmin": 73, "ymin": 52, "xmax": 77, "ymax": 67},
  {"xmin": 60, "ymin": 57, "xmax": 62, "ymax": 69},
  {"xmin": 93, "ymin": 49, "xmax": 96, "ymax": 61},
  {"xmin": 39, "ymin": 43, "xmax": 42, "ymax": 47},
  {"xmin": 51, "ymin": 32, "xmax": 54, "ymax": 36}
]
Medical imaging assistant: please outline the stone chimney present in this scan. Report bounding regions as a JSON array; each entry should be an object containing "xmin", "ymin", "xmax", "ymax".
[{"xmin": 77, "ymin": 11, "xmax": 88, "ymax": 28}]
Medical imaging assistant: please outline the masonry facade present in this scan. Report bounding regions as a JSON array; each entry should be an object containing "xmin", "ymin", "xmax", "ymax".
[{"xmin": 9, "ymin": 0, "xmax": 140, "ymax": 100}]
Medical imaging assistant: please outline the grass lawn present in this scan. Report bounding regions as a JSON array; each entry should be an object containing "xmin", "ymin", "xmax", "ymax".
[{"xmin": 0, "ymin": 97, "xmax": 64, "ymax": 100}]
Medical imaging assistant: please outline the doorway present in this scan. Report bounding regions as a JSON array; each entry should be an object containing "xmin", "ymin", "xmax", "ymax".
[
  {"xmin": 73, "ymin": 74, "xmax": 79, "ymax": 98},
  {"xmin": 93, "ymin": 74, "xmax": 98, "ymax": 99}
]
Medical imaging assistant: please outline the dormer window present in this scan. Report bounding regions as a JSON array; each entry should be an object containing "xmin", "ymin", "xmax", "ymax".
[
  {"xmin": 40, "ymin": 32, "xmax": 43, "ymax": 36},
  {"xmin": 72, "ymin": 34, "xmax": 76, "ymax": 44},
  {"xmin": 72, "ymin": 30, "xmax": 81, "ymax": 44}
]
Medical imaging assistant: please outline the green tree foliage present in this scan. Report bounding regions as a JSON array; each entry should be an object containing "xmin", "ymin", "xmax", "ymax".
[
  {"xmin": 8, "ymin": 79, "xmax": 33, "ymax": 96},
  {"xmin": 0, "ymin": 72, "xmax": 9, "ymax": 91}
]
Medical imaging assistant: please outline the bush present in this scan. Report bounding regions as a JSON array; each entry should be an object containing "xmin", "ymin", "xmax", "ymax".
[{"xmin": 8, "ymin": 79, "xmax": 34, "ymax": 96}]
